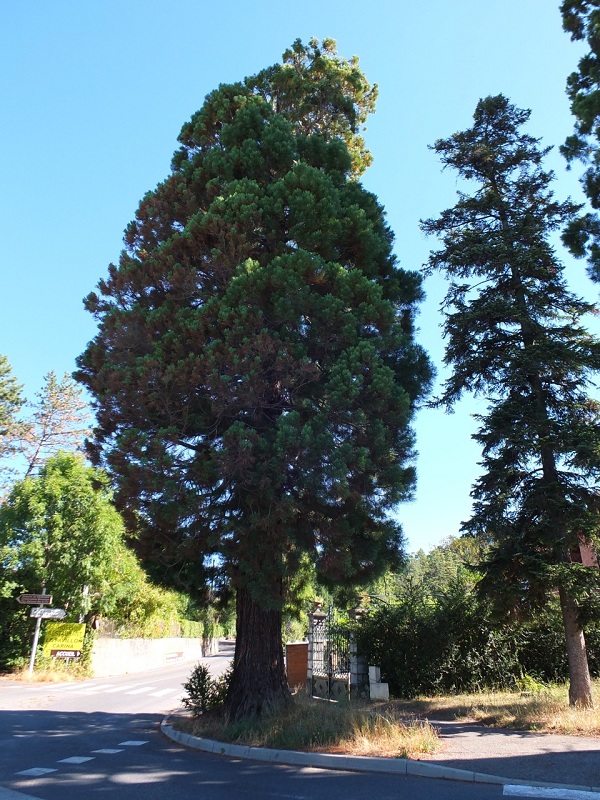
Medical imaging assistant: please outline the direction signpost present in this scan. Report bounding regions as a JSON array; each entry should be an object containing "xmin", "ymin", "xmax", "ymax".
[
  {"xmin": 19, "ymin": 588, "xmax": 55, "ymax": 674},
  {"xmin": 30, "ymin": 608, "xmax": 66, "ymax": 620},
  {"xmin": 18, "ymin": 594, "xmax": 52, "ymax": 606}
]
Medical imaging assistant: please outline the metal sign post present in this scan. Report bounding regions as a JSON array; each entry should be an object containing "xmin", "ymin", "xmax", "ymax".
[{"xmin": 24, "ymin": 587, "xmax": 52, "ymax": 675}]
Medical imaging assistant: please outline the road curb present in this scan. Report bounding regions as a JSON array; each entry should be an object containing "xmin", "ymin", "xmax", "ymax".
[{"xmin": 160, "ymin": 718, "xmax": 600, "ymax": 793}]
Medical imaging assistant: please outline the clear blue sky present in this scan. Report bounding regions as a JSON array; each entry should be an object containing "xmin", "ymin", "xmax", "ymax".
[{"xmin": 0, "ymin": 1, "xmax": 595, "ymax": 552}]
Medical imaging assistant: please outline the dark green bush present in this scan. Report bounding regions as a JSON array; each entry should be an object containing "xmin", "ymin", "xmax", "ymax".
[
  {"xmin": 354, "ymin": 585, "xmax": 600, "ymax": 697},
  {"xmin": 182, "ymin": 663, "xmax": 232, "ymax": 715}
]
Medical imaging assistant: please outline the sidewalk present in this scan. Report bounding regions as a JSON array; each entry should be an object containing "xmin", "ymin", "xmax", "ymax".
[
  {"xmin": 424, "ymin": 719, "xmax": 600, "ymax": 789},
  {"xmin": 162, "ymin": 715, "xmax": 600, "ymax": 793}
]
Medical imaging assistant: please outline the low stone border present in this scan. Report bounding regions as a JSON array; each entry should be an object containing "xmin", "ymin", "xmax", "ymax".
[{"xmin": 160, "ymin": 718, "xmax": 600, "ymax": 793}]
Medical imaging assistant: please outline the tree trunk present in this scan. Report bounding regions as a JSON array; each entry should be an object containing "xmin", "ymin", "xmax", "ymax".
[
  {"xmin": 558, "ymin": 584, "xmax": 594, "ymax": 708},
  {"xmin": 224, "ymin": 585, "xmax": 291, "ymax": 721}
]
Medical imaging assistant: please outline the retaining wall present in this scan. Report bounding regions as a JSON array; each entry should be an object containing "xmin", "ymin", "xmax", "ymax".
[{"xmin": 91, "ymin": 636, "xmax": 218, "ymax": 677}]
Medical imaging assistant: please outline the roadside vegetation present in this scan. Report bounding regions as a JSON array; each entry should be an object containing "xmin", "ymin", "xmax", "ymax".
[
  {"xmin": 389, "ymin": 680, "xmax": 600, "ymax": 737},
  {"xmin": 175, "ymin": 675, "xmax": 600, "ymax": 761},
  {"xmin": 175, "ymin": 692, "xmax": 440, "ymax": 759}
]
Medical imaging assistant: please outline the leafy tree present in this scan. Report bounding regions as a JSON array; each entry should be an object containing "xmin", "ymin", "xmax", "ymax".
[
  {"xmin": 560, "ymin": 1, "xmax": 600, "ymax": 279},
  {"xmin": 422, "ymin": 94, "xmax": 600, "ymax": 707},
  {"xmin": 75, "ymin": 40, "xmax": 432, "ymax": 719},
  {"xmin": 0, "ymin": 451, "xmax": 216, "ymax": 669},
  {"xmin": 0, "ymin": 354, "xmax": 27, "ymax": 496},
  {"xmin": 18, "ymin": 371, "xmax": 91, "ymax": 479},
  {"xmin": 0, "ymin": 453, "xmax": 128, "ymax": 621}
]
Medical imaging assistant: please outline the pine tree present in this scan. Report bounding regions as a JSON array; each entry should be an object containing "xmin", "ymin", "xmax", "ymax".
[
  {"xmin": 422, "ymin": 94, "xmax": 600, "ymax": 707},
  {"xmin": 0, "ymin": 353, "xmax": 26, "ymax": 497},
  {"xmin": 19, "ymin": 371, "xmax": 91, "ymax": 478},
  {"xmin": 560, "ymin": 1, "xmax": 600, "ymax": 278},
  {"xmin": 76, "ymin": 40, "xmax": 432, "ymax": 720}
]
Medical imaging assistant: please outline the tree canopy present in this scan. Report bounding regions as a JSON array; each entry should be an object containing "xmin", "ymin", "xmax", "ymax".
[
  {"xmin": 0, "ymin": 353, "xmax": 26, "ymax": 496},
  {"xmin": 0, "ymin": 451, "xmax": 210, "ymax": 670},
  {"xmin": 0, "ymin": 452, "xmax": 128, "ymax": 620},
  {"xmin": 422, "ymin": 94, "xmax": 600, "ymax": 706},
  {"xmin": 75, "ymin": 39, "xmax": 432, "ymax": 719},
  {"xmin": 18, "ymin": 371, "xmax": 91, "ymax": 479},
  {"xmin": 561, "ymin": 0, "xmax": 600, "ymax": 278}
]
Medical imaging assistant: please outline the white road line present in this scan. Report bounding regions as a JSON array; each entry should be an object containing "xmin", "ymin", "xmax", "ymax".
[
  {"xmin": 103, "ymin": 683, "xmax": 144, "ymax": 693},
  {"xmin": 118, "ymin": 740, "xmax": 149, "ymax": 746},
  {"xmin": 149, "ymin": 688, "xmax": 178, "ymax": 697},
  {"xmin": 78, "ymin": 683, "xmax": 117, "ymax": 693},
  {"xmin": 15, "ymin": 768, "xmax": 57, "ymax": 777},
  {"xmin": 0, "ymin": 786, "xmax": 44, "ymax": 799},
  {"xmin": 92, "ymin": 748, "xmax": 124, "ymax": 754},
  {"xmin": 503, "ymin": 786, "xmax": 599, "ymax": 800},
  {"xmin": 125, "ymin": 686, "xmax": 157, "ymax": 695},
  {"xmin": 57, "ymin": 756, "xmax": 95, "ymax": 764}
]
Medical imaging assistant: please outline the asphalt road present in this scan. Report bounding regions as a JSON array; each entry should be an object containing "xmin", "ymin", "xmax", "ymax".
[{"xmin": 0, "ymin": 648, "xmax": 508, "ymax": 800}]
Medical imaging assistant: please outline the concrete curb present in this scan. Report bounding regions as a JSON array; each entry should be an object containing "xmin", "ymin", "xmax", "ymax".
[{"xmin": 160, "ymin": 719, "xmax": 600, "ymax": 793}]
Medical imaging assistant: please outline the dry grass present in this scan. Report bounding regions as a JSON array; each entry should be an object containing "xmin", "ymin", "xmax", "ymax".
[
  {"xmin": 0, "ymin": 664, "xmax": 87, "ymax": 683},
  {"xmin": 389, "ymin": 679, "xmax": 600, "ymax": 737},
  {"xmin": 175, "ymin": 693, "xmax": 440, "ymax": 759},
  {"xmin": 174, "ymin": 679, "xmax": 600, "ymax": 759}
]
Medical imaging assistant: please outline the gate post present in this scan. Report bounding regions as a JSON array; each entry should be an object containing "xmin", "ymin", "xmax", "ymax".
[
  {"xmin": 349, "ymin": 606, "xmax": 368, "ymax": 698},
  {"xmin": 307, "ymin": 602, "xmax": 326, "ymax": 695},
  {"xmin": 349, "ymin": 634, "xmax": 368, "ymax": 698}
]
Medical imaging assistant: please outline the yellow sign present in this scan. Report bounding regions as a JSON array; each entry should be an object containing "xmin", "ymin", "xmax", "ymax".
[{"xmin": 42, "ymin": 622, "xmax": 86, "ymax": 659}]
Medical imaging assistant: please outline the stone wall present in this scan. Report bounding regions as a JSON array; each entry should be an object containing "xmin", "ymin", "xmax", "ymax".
[{"xmin": 91, "ymin": 636, "xmax": 218, "ymax": 677}]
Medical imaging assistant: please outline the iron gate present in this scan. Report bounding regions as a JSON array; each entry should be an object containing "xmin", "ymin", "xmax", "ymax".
[{"xmin": 311, "ymin": 608, "xmax": 351, "ymax": 700}]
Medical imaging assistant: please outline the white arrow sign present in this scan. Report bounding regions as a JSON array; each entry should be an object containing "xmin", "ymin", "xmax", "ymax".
[{"xmin": 30, "ymin": 608, "xmax": 67, "ymax": 620}]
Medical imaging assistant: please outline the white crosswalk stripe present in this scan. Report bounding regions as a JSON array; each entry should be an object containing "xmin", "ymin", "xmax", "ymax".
[
  {"xmin": 14, "ymin": 740, "xmax": 149, "ymax": 780},
  {"xmin": 102, "ymin": 683, "xmax": 145, "ymax": 693},
  {"xmin": 503, "ymin": 787, "xmax": 599, "ymax": 800},
  {"xmin": 118, "ymin": 740, "xmax": 149, "ymax": 746},
  {"xmin": 15, "ymin": 768, "xmax": 57, "ymax": 777}
]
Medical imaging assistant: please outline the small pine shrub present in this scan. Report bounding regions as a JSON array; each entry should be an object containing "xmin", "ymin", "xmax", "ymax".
[{"xmin": 182, "ymin": 663, "xmax": 232, "ymax": 715}]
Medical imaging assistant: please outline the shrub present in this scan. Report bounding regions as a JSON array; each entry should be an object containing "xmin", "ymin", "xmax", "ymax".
[{"xmin": 182, "ymin": 663, "xmax": 232, "ymax": 715}]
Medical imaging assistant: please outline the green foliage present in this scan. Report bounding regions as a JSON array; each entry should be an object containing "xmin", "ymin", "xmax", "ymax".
[
  {"xmin": 0, "ymin": 452, "xmax": 127, "ymax": 619},
  {"xmin": 75, "ymin": 39, "xmax": 432, "ymax": 717},
  {"xmin": 77, "ymin": 39, "xmax": 431, "ymax": 606},
  {"xmin": 0, "ymin": 451, "xmax": 221, "ymax": 670},
  {"xmin": 0, "ymin": 353, "xmax": 26, "ymax": 496},
  {"xmin": 561, "ymin": 1, "xmax": 600, "ymax": 278},
  {"xmin": 422, "ymin": 94, "xmax": 600, "ymax": 705},
  {"xmin": 247, "ymin": 37, "xmax": 378, "ymax": 177},
  {"xmin": 182, "ymin": 662, "xmax": 232, "ymax": 715},
  {"xmin": 355, "ymin": 543, "xmax": 600, "ymax": 697},
  {"xmin": 19, "ymin": 372, "xmax": 91, "ymax": 480},
  {"xmin": 356, "ymin": 546, "xmax": 518, "ymax": 696}
]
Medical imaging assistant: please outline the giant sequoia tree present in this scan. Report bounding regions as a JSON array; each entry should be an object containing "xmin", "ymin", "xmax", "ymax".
[
  {"xmin": 422, "ymin": 95, "xmax": 600, "ymax": 707},
  {"xmin": 76, "ymin": 40, "xmax": 431, "ymax": 720}
]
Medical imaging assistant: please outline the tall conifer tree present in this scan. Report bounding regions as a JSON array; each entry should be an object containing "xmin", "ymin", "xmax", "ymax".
[
  {"xmin": 76, "ymin": 40, "xmax": 431, "ymax": 719},
  {"xmin": 422, "ymin": 94, "xmax": 600, "ymax": 707}
]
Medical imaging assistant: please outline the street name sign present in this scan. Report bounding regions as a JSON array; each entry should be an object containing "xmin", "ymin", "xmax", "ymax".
[
  {"xmin": 18, "ymin": 594, "xmax": 52, "ymax": 605},
  {"xmin": 30, "ymin": 608, "xmax": 66, "ymax": 620}
]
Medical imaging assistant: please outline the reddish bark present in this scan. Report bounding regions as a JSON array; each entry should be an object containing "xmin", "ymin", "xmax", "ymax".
[{"xmin": 224, "ymin": 585, "xmax": 291, "ymax": 721}]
